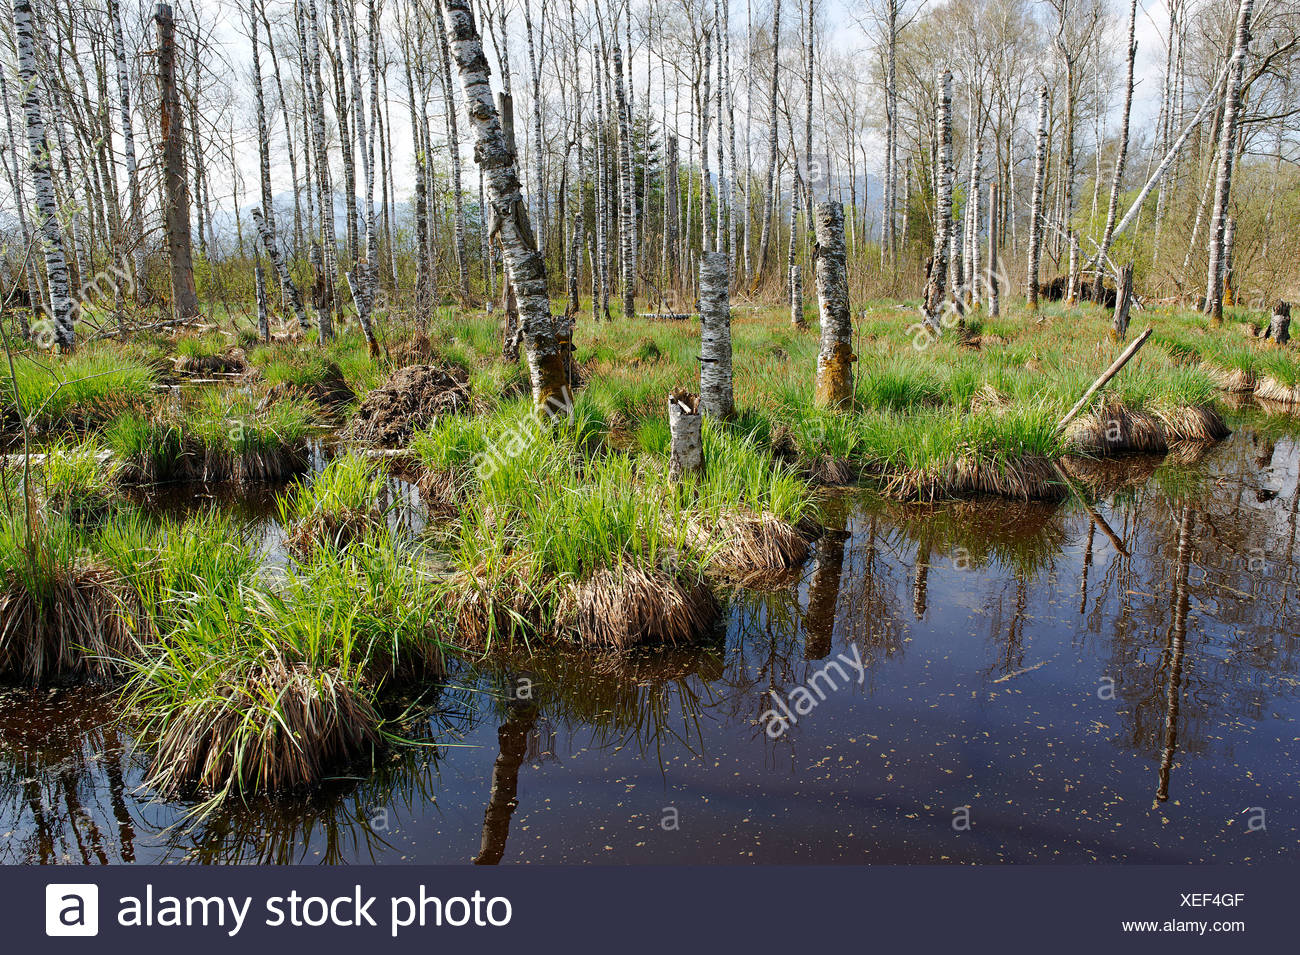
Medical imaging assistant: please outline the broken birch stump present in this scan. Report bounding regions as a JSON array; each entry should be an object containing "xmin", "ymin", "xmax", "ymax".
[
  {"xmin": 1110, "ymin": 264, "xmax": 1134, "ymax": 341},
  {"xmin": 813, "ymin": 200, "xmax": 854, "ymax": 409},
  {"xmin": 698, "ymin": 251, "xmax": 734, "ymax": 419},
  {"xmin": 667, "ymin": 392, "xmax": 703, "ymax": 481}
]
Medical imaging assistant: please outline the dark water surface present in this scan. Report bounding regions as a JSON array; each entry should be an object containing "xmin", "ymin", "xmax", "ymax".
[{"xmin": 3, "ymin": 422, "xmax": 1299, "ymax": 864}]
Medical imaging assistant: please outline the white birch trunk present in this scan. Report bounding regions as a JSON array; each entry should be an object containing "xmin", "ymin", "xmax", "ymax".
[
  {"xmin": 252, "ymin": 206, "xmax": 309, "ymax": 329},
  {"xmin": 612, "ymin": 43, "xmax": 635, "ymax": 319},
  {"xmin": 667, "ymin": 392, "xmax": 704, "ymax": 481},
  {"xmin": 108, "ymin": 0, "xmax": 144, "ymax": 292},
  {"xmin": 755, "ymin": 0, "xmax": 781, "ymax": 277},
  {"xmin": 306, "ymin": 0, "xmax": 335, "ymax": 340},
  {"xmin": 698, "ymin": 251, "xmax": 734, "ymax": 419},
  {"xmin": 440, "ymin": 0, "xmax": 567, "ymax": 414},
  {"xmin": 255, "ymin": 260, "xmax": 269, "ymax": 342},
  {"xmin": 813, "ymin": 200, "xmax": 853, "ymax": 408},
  {"xmin": 1093, "ymin": 0, "xmax": 1138, "ymax": 299},
  {"xmin": 923, "ymin": 71, "xmax": 952, "ymax": 324},
  {"xmin": 1026, "ymin": 85, "xmax": 1049, "ymax": 310},
  {"xmin": 13, "ymin": 0, "xmax": 73, "ymax": 349},
  {"xmin": 988, "ymin": 179, "xmax": 1000, "ymax": 317},
  {"xmin": 790, "ymin": 263, "xmax": 804, "ymax": 328},
  {"xmin": 699, "ymin": 28, "xmax": 712, "ymax": 254}
]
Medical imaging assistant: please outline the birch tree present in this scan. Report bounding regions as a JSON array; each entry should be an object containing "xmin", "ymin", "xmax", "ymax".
[
  {"xmin": 439, "ymin": 0, "xmax": 569, "ymax": 415},
  {"xmin": 698, "ymin": 251, "xmax": 733, "ymax": 418},
  {"xmin": 813, "ymin": 200, "xmax": 852, "ymax": 408},
  {"xmin": 252, "ymin": 206, "xmax": 309, "ymax": 329},
  {"xmin": 922, "ymin": 69, "xmax": 952, "ymax": 326},
  {"xmin": 107, "ymin": 0, "xmax": 144, "ymax": 291},
  {"xmin": 611, "ymin": 42, "xmax": 635, "ymax": 319},
  {"xmin": 1025, "ymin": 84, "xmax": 1048, "ymax": 311},
  {"xmin": 754, "ymin": 0, "xmax": 781, "ymax": 278},
  {"xmin": 12, "ymin": 0, "xmax": 73, "ymax": 349},
  {"xmin": 305, "ymin": 0, "xmax": 335, "ymax": 340}
]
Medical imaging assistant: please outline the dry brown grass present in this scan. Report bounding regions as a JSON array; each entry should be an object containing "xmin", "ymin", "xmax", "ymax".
[
  {"xmin": 448, "ymin": 559, "xmax": 545, "ymax": 650},
  {"xmin": 969, "ymin": 383, "xmax": 1012, "ymax": 413},
  {"xmin": 686, "ymin": 510, "xmax": 811, "ymax": 575},
  {"xmin": 1156, "ymin": 405, "xmax": 1231, "ymax": 444},
  {"xmin": 1206, "ymin": 364, "xmax": 1256, "ymax": 393},
  {"xmin": 0, "ymin": 565, "xmax": 137, "ymax": 683},
  {"xmin": 1252, "ymin": 376, "xmax": 1300, "ymax": 405},
  {"xmin": 451, "ymin": 561, "xmax": 718, "ymax": 652},
  {"xmin": 416, "ymin": 466, "xmax": 472, "ymax": 518},
  {"xmin": 146, "ymin": 658, "xmax": 383, "ymax": 796},
  {"xmin": 560, "ymin": 567, "xmax": 719, "ymax": 650},
  {"xmin": 806, "ymin": 454, "xmax": 859, "ymax": 486},
  {"xmin": 883, "ymin": 453, "xmax": 1064, "ymax": 502},
  {"xmin": 175, "ymin": 352, "xmax": 248, "ymax": 376},
  {"xmin": 1067, "ymin": 398, "xmax": 1228, "ymax": 456},
  {"xmin": 285, "ymin": 508, "xmax": 384, "ymax": 557},
  {"xmin": 193, "ymin": 446, "xmax": 310, "ymax": 484}
]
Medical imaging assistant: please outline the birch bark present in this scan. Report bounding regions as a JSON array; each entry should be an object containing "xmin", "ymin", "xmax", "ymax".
[
  {"xmin": 813, "ymin": 201, "xmax": 852, "ymax": 409},
  {"xmin": 107, "ymin": 0, "xmax": 144, "ymax": 291},
  {"xmin": 698, "ymin": 251, "xmax": 734, "ymax": 419},
  {"xmin": 1026, "ymin": 85, "xmax": 1049, "ymax": 310},
  {"xmin": 922, "ymin": 71, "xmax": 952, "ymax": 325},
  {"xmin": 1093, "ymin": 0, "xmax": 1138, "ymax": 300},
  {"xmin": 13, "ymin": 0, "xmax": 74, "ymax": 348},
  {"xmin": 252, "ymin": 206, "xmax": 309, "ymax": 329},
  {"xmin": 754, "ymin": 0, "xmax": 781, "ymax": 278},
  {"xmin": 440, "ymin": 0, "xmax": 568, "ymax": 416}
]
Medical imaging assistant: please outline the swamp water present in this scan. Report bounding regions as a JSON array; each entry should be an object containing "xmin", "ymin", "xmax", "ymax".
[{"xmin": 2, "ymin": 422, "xmax": 1298, "ymax": 864}]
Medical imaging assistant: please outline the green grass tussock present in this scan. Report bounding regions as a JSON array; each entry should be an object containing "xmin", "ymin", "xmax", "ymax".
[
  {"xmin": 0, "ymin": 506, "xmax": 136, "ymax": 683},
  {"xmin": 1, "ymin": 348, "xmax": 156, "ymax": 434},
  {"xmin": 278, "ymin": 452, "xmax": 388, "ymax": 554}
]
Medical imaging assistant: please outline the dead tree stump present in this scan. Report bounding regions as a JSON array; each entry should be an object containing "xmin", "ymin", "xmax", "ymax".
[
  {"xmin": 813, "ymin": 200, "xmax": 854, "ymax": 409},
  {"xmin": 698, "ymin": 251, "xmax": 734, "ymax": 418},
  {"xmin": 667, "ymin": 392, "xmax": 703, "ymax": 481},
  {"xmin": 1110, "ymin": 264, "xmax": 1134, "ymax": 341},
  {"xmin": 1267, "ymin": 300, "xmax": 1291, "ymax": 345}
]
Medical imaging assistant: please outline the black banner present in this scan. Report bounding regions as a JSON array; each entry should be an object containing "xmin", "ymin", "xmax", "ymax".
[{"xmin": 14, "ymin": 865, "xmax": 1283, "ymax": 952}]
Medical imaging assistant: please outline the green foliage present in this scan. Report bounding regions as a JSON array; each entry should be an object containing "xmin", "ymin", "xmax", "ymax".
[{"xmin": 0, "ymin": 348, "xmax": 155, "ymax": 432}]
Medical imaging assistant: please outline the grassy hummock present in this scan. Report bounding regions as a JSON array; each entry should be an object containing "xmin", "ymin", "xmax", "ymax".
[
  {"xmin": 1, "ymin": 348, "xmax": 156, "ymax": 434},
  {"xmin": 431, "ymin": 412, "xmax": 719, "ymax": 651},
  {"xmin": 0, "ymin": 506, "xmax": 136, "ymax": 683},
  {"xmin": 36, "ymin": 438, "xmax": 123, "ymax": 521},
  {"xmin": 103, "ymin": 392, "xmax": 316, "ymax": 485},
  {"xmin": 119, "ymin": 525, "xmax": 444, "ymax": 804},
  {"xmin": 277, "ymin": 452, "xmax": 389, "ymax": 555},
  {"xmin": 670, "ymin": 420, "xmax": 818, "ymax": 575}
]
